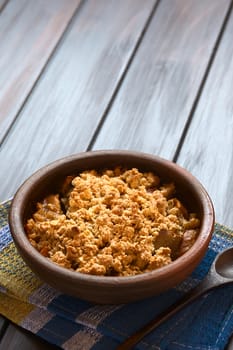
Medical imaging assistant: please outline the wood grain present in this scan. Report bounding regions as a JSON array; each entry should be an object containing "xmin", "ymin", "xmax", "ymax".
[
  {"xmin": 0, "ymin": 0, "xmax": 156, "ymax": 201},
  {"xmin": 0, "ymin": 323, "xmax": 59, "ymax": 350},
  {"xmin": 176, "ymin": 7, "xmax": 233, "ymax": 227},
  {"xmin": 0, "ymin": 0, "xmax": 81, "ymax": 143},
  {"xmin": 0, "ymin": 0, "xmax": 8, "ymax": 12},
  {"xmin": 93, "ymin": 0, "xmax": 231, "ymax": 159}
]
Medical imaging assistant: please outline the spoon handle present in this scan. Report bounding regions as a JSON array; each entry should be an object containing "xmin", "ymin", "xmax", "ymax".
[{"xmin": 116, "ymin": 276, "xmax": 215, "ymax": 350}]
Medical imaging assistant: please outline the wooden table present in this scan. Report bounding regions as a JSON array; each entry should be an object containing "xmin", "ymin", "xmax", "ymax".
[{"xmin": 1, "ymin": 0, "xmax": 233, "ymax": 348}]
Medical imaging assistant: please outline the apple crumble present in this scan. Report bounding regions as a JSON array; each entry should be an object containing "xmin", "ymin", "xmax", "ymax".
[{"xmin": 25, "ymin": 167, "xmax": 200, "ymax": 276}]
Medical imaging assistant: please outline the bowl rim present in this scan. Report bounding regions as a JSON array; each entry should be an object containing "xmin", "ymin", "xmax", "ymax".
[{"xmin": 9, "ymin": 150, "xmax": 215, "ymax": 286}]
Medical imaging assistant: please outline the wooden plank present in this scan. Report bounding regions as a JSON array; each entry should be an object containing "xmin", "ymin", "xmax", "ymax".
[
  {"xmin": 0, "ymin": 323, "xmax": 59, "ymax": 350},
  {"xmin": 176, "ymin": 7, "xmax": 233, "ymax": 227},
  {"xmin": 93, "ymin": 0, "xmax": 231, "ymax": 158},
  {"xmin": 0, "ymin": 0, "xmax": 8, "ymax": 12},
  {"xmin": 0, "ymin": 316, "xmax": 7, "ymax": 337},
  {"xmin": 0, "ymin": 0, "xmax": 156, "ymax": 201},
  {"xmin": 0, "ymin": 0, "xmax": 81, "ymax": 143}
]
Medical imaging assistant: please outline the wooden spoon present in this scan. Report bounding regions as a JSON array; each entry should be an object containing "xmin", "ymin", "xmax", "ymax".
[{"xmin": 117, "ymin": 247, "xmax": 233, "ymax": 350}]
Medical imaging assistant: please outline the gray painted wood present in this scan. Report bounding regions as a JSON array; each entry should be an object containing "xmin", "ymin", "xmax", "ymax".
[
  {"xmin": 0, "ymin": 0, "xmax": 156, "ymax": 202},
  {"xmin": 93, "ymin": 0, "xmax": 231, "ymax": 159},
  {"xmin": 0, "ymin": 0, "xmax": 81, "ymax": 143},
  {"xmin": 0, "ymin": 0, "xmax": 8, "ymax": 11},
  {"xmin": 177, "ymin": 8, "xmax": 233, "ymax": 228}
]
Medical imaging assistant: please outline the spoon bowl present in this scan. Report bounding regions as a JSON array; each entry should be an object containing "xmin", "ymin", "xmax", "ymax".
[{"xmin": 215, "ymin": 247, "xmax": 233, "ymax": 279}]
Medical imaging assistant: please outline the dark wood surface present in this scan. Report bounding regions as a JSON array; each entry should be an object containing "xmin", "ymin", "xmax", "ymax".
[{"xmin": 0, "ymin": 0, "xmax": 233, "ymax": 349}]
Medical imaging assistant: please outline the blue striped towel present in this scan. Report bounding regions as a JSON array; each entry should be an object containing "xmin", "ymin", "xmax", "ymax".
[{"xmin": 1, "ymin": 200, "xmax": 233, "ymax": 350}]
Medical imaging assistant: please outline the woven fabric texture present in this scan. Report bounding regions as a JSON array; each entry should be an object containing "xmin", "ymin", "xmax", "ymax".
[{"xmin": 1, "ymin": 200, "xmax": 233, "ymax": 350}]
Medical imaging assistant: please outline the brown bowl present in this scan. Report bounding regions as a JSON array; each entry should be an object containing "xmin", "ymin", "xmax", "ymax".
[{"xmin": 9, "ymin": 150, "xmax": 215, "ymax": 304}]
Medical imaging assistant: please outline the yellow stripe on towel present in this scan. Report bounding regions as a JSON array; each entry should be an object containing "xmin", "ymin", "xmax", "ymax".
[
  {"xmin": 0, "ymin": 292, "xmax": 35, "ymax": 324},
  {"xmin": 0, "ymin": 242, "xmax": 42, "ymax": 301}
]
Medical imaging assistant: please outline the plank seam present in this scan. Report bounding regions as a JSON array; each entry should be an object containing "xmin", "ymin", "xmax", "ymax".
[
  {"xmin": 87, "ymin": 0, "xmax": 161, "ymax": 151},
  {"xmin": 0, "ymin": 0, "xmax": 86, "ymax": 148},
  {"xmin": 0, "ymin": 0, "xmax": 9, "ymax": 13},
  {"xmin": 173, "ymin": 0, "xmax": 233, "ymax": 163}
]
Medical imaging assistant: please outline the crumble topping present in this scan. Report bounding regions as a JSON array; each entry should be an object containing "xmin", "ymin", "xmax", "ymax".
[{"xmin": 25, "ymin": 167, "xmax": 200, "ymax": 276}]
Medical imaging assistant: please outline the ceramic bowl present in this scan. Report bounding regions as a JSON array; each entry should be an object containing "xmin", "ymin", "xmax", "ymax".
[{"xmin": 9, "ymin": 150, "xmax": 215, "ymax": 304}]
